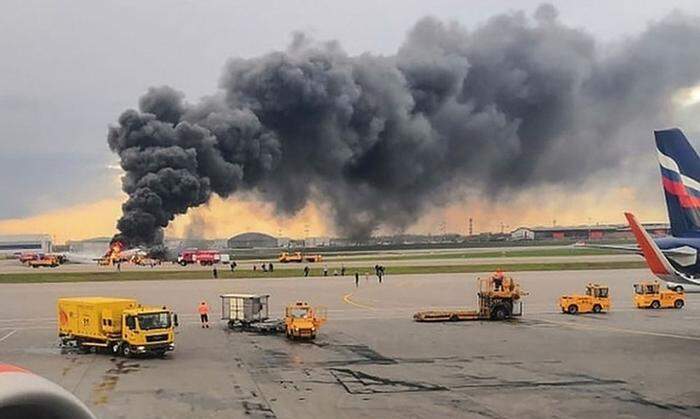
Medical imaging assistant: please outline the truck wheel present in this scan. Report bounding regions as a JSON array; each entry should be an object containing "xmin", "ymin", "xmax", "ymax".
[
  {"xmin": 674, "ymin": 299, "xmax": 684, "ymax": 309},
  {"xmin": 592, "ymin": 304, "xmax": 602, "ymax": 313},
  {"xmin": 121, "ymin": 345, "xmax": 132, "ymax": 358},
  {"xmin": 449, "ymin": 314, "xmax": 459, "ymax": 322},
  {"xmin": 179, "ymin": 261, "xmax": 187, "ymax": 267},
  {"xmin": 651, "ymin": 300, "xmax": 661, "ymax": 309},
  {"xmin": 674, "ymin": 286, "xmax": 684, "ymax": 292},
  {"xmin": 567, "ymin": 305, "xmax": 579, "ymax": 315},
  {"xmin": 111, "ymin": 343, "xmax": 120, "ymax": 354},
  {"xmin": 492, "ymin": 305, "xmax": 510, "ymax": 320}
]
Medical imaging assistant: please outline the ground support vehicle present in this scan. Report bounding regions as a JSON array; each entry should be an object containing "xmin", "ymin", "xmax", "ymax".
[
  {"xmin": 413, "ymin": 276, "xmax": 526, "ymax": 322},
  {"xmin": 284, "ymin": 301, "xmax": 327, "ymax": 340},
  {"xmin": 178, "ymin": 250, "xmax": 222, "ymax": 266},
  {"xmin": 559, "ymin": 283, "xmax": 610, "ymax": 314},
  {"xmin": 58, "ymin": 297, "xmax": 176, "ymax": 357},
  {"xmin": 278, "ymin": 252, "xmax": 304, "ymax": 263},
  {"xmin": 220, "ymin": 295, "xmax": 327, "ymax": 339},
  {"xmin": 278, "ymin": 252, "xmax": 323, "ymax": 263},
  {"xmin": 634, "ymin": 281, "xmax": 684, "ymax": 309},
  {"xmin": 28, "ymin": 255, "xmax": 62, "ymax": 268},
  {"xmin": 220, "ymin": 294, "xmax": 284, "ymax": 333}
]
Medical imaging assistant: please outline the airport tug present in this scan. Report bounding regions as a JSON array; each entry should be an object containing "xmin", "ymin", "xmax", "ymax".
[
  {"xmin": 633, "ymin": 281, "xmax": 684, "ymax": 309},
  {"xmin": 559, "ymin": 283, "xmax": 610, "ymax": 314}
]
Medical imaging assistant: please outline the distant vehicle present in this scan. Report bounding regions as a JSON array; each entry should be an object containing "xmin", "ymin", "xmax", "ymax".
[
  {"xmin": 177, "ymin": 249, "xmax": 222, "ymax": 266},
  {"xmin": 278, "ymin": 252, "xmax": 303, "ymax": 263},
  {"xmin": 633, "ymin": 280, "xmax": 684, "ymax": 309},
  {"xmin": 583, "ymin": 129, "xmax": 700, "ymax": 290},
  {"xmin": 559, "ymin": 283, "xmax": 610, "ymax": 314},
  {"xmin": 665, "ymin": 282, "xmax": 700, "ymax": 293},
  {"xmin": 18, "ymin": 252, "xmax": 41, "ymax": 263},
  {"xmin": 27, "ymin": 254, "xmax": 62, "ymax": 268},
  {"xmin": 278, "ymin": 252, "xmax": 323, "ymax": 263}
]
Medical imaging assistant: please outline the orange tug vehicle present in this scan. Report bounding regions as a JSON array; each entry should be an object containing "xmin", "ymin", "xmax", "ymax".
[
  {"xmin": 559, "ymin": 283, "xmax": 610, "ymax": 314},
  {"xmin": 633, "ymin": 281, "xmax": 684, "ymax": 309}
]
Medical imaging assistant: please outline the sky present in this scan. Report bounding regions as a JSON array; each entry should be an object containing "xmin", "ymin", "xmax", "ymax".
[{"xmin": 2, "ymin": 0, "xmax": 700, "ymax": 242}]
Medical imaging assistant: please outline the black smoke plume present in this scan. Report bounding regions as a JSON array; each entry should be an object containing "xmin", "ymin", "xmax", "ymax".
[{"xmin": 108, "ymin": 5, "xmax": 700, "ymax": 246}]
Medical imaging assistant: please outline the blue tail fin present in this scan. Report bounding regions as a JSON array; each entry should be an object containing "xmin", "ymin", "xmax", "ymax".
[{"xmin": 655, "ymin": 128, "xmax": 700, "ymax": 238}]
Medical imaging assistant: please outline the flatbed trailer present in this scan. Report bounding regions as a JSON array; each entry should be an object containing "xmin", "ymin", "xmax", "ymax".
[
  {"xmin": 414, "ymin": 276, "xmax": 526, "ymax": 322},
  {"xmin": 413, "ymin": 310, "xmax": 480, "ymax": 322}
]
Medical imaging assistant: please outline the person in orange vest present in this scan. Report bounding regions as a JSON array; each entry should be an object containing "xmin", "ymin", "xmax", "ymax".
[
  {"xmin": 198, "ymin": 301, "xmax": 210, "ymax": 328},
  {"xmin": 491, "ymin": 269, "xmax": 505, "ymax": 291}
]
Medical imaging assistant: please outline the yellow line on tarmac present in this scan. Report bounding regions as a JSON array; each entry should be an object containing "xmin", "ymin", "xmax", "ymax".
[
  {"xmin": 538, "ymin": 318, "xmax": 700, "ymax": 342},
  {"xmin": 342, "ymin": 292, "xmax": 375, "ymax": 309}
]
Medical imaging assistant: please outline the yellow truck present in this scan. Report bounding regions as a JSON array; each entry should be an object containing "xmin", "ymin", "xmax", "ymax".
[
  {"xmin": 559, "ymin": 283, "xmax": 610, "ymax": 314},
  {"xmin": 284, "ymin": 301, "xmax": 327, "ymax": 340},
  {"xmin": 633, "ymin": 281, "xmax": 685, "ymax": 309},
  {"xmin": 58, "ymin": 297, "xmax": 176, "ymax": 357}
]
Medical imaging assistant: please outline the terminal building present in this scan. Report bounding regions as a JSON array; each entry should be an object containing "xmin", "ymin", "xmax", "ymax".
[
  {"xmin": 510, "ymin": 223, "xmax": 670, "ymax": 241},
  {"xmin": 0, "ymin": 234, "xmax": 53, "ymax": 255}
]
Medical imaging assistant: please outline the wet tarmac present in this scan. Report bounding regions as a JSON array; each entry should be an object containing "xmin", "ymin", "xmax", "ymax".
[{"xmin": 0, "ymin": 269, "xmax": 699, "ymax": 418}]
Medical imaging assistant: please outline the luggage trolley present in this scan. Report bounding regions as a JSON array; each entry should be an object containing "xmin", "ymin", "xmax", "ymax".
[{"xmin": 219, "ymin": 293, "xmax": 284, "ymax": 333}]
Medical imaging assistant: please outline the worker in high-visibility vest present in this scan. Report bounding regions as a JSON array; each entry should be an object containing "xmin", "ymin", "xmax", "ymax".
[
  {"xmin": 198, "ymin": 301, "xmax": 210, "ymax": 328},
  {"xmin": 491, "ymin": 269, "xmax": 505, "ymax": 291}
]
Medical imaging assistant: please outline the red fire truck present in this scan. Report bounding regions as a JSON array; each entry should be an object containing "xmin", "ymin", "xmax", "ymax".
[{"xmin": 177, "ymin": 250, "xmax": 223, "ymax": 266}]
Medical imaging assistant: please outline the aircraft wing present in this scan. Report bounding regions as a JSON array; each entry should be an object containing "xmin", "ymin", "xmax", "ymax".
[
  {"xmin": 60, "ymin": 252, "xmax": 102, "ymax": 264},
  {"xmin": 625, "ymin": 212, "xmax": 700, "ymax": 286},
  {"xmin": 574, "ymin": 242, "xmax": 641, "ymax": 253},
  {"xmin": 575, "ymin": 242, "xmax": 696, "ymax": 266}
]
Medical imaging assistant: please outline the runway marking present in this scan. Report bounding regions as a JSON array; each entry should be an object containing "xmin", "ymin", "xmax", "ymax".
[
  {"xmin": 342, "ymin": 292, "xmax": 374, "ymax": 309},
  {"xmin": 0, "ymin": 329, "xmax": 17, "ymax": 343},
  {"xmin": 537, "ymin": 318, "xmax": 700, "ymax": 342}
]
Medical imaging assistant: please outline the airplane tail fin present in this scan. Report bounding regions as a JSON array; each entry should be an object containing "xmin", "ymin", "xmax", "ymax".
[
  {"xmin": 624, "ymin": 212, "xmax": 676, "ymax": 280},
  {"xmin": 655, "ymin": 128, "xmax": 700, "ymax": 237}
]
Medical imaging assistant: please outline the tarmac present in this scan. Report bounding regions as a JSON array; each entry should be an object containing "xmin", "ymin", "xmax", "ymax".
[{"xmin": 0, "ymin": 268, "xmax": 699, "ymax": 418}]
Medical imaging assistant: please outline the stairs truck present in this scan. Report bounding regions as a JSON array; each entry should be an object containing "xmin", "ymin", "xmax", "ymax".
[
  {"xmin": 58, "ymin": 297, "xmax": 176, "ymax": 357},
  {"xmin": 414, "ymin": 276, "xmax": 527, "ymax": 322}
]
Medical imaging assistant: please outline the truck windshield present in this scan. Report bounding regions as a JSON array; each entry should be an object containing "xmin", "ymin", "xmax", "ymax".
[
  {"xmin": 289, "ymin": 308, "xmax": 310, "ymax": 318},
  {"xmin": 138, "ymin": 312, "xmax": 171, "ymax": 330}
]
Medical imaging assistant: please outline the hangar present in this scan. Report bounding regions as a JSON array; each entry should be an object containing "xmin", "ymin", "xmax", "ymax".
[
  {"xmin": 510, "ymin": 223, "xmax": 670, "ymax": 241},
  {"xmin": 228, "ymin": 232, "xmax": 279, "ymax": 248},
  {"xmin": 0, "ymin": 234, "xmax": 52, "ymax": 255}
]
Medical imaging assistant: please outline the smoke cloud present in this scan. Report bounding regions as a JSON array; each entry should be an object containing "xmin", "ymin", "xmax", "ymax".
[{"xmin": 108, "ymin": 5, "xmax": 700, "ymax": 246}]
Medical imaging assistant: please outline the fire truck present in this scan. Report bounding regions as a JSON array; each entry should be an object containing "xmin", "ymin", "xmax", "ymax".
[{"xmin": 177, "ymin": 250, "xmax": 225, "ymax": 266}]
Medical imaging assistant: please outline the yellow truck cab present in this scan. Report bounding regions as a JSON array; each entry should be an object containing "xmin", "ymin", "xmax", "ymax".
[
  {"xmin": 284, "ymin": 301, "xmax": 326, "ymax": 340},
  {"xmin": 559, "ymin": 283, "xmax": 610, "ymax": 314},
  {"xmin": 633, "ymin": 281, "xmax": 685, "ymax": 309},
  {"xmin": 58, "ymin": 297, "xmax": 176, "ymax": 357}
]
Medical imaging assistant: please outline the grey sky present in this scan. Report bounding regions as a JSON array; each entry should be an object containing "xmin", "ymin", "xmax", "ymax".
[{"xmin": 2, "ymin": 0, "xmax": 700, "ymax": 218}]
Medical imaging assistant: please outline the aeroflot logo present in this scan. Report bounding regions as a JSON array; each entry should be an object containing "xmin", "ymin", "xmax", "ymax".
[{"xmin": 658, "ymin": 150, "xmax": 700, "ymax": 209}]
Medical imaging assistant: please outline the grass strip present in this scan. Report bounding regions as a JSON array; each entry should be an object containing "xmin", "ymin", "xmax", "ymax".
[{"xmin": 0, "ymin": 261, "xmax": 647, "ymax": 284}]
